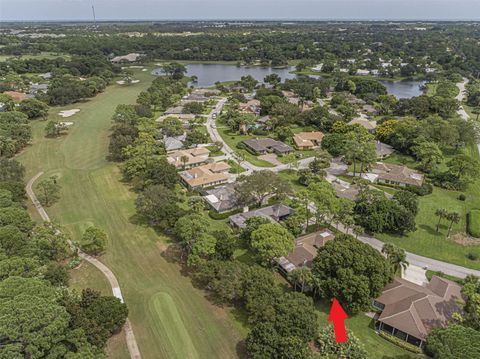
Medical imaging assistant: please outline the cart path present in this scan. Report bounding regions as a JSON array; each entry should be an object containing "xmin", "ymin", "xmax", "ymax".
[{"xmin": 26, "ymin": 172, "xmax": 142, "ymax": 359}]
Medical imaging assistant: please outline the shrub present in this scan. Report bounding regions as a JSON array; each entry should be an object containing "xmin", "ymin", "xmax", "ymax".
[
  {"xmin": 466, "ymin": 252, "xmax": 479, "ymax": 261},
  {"xmin": 458, "ymin": 194, "xmax": 466, "ymax": 201},
  {"xmin": 378, "ymin": 331, "xmax": 422, "ymax": 354},
  {"xmin": 208, "ymin": 208, "xmax": 242, "ymax": 220},
  {"xmin": 406, "ymin": 183, "xmax": 433, "ymax": 196},
  {"xmin": 467, "ymin": 210, "xmax": 480, "ymax": 238}
]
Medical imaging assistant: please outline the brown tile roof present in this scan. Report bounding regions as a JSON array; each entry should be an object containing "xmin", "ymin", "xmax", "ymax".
[
  {"xmin": 348, "ymin": 118, "xmax": 377, "ymax": 131},
  {"xmin": 3, "ymin": 91, "xmax": 28, "ymax": 102},
  {"xmin": 180, "ymin": 162, "xmax": 230, "ymax": 188},
  {"xmin": 281, "ymin": 229, "xmax": 336, "ymax": 271},
  {"xmin": 243, "ymin": 138, "xmax": 293, "ymax": 154},
  {"xmin": 293, "ymin": 131, "xmax": 324, "ymax": 148},
  {"xmin": 376, "ymin": 276, "xmax": 463, "ymax": 340},
  {"xmin": 372, "ymin": 162, "xmax": 424, "ymax": 187},
  {"xmin": 167, "ymin": 147, "xmax": 210, "ymax": 168}
]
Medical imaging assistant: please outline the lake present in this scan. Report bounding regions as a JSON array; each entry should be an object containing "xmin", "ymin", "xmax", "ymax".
[
  {"xmin": 152, "ymin": 64, "xmax": 297, "ymax": 87},
  {"xmin": 152, "ymin": 64, "xmax": 424, "ymax": 98},
  {"xmin": 380, "ymin": 80, "xmax": 425, "ymax": 99}
]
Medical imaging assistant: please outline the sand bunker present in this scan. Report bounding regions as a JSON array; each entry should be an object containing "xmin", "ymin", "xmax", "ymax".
[
  {"xmin": 59, "ymin": 121, "xmax": 74, "ymax": 126},
  {"xmin": 58, "ymin": 109, "xmax": 80, "ymax": 118},
  {"xmin": 129, "ymin": 65, "xmax": 144, "ymax": 69},
  {"xmin": 116, "ymin": 80, "xmax": 140, "ymax": 85}
]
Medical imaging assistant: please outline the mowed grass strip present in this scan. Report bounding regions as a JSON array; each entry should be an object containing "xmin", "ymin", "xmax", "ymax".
[{"xmin": 19, "ymin": 71, "xmax": 241, "ymax": 358}]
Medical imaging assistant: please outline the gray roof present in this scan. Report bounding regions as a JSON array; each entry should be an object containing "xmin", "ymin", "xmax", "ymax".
[
  {"xmin": 376, "ymin": 141, "xmax": 395, "ymax": 157},
  {"xmin": 164, "ymin": 134, "xmax": 186, "ymax": 152},
  {"xmin": 229, "ymin": 203, "xmax": 294, "ymax": 229},
  {"xmin": 203, "ymin": 184, "xmax": 239, "ymax": 213},
  {"xmin": 29, "ymin": 83, "xmax": 49, "ymax": 93},
  {"xmin": 243, "ymin": 138, "xmax": 293, "ymax": 154},
  {"xmin": 164, "ymin": 106, "xmax": 184, "ymax": 115}
]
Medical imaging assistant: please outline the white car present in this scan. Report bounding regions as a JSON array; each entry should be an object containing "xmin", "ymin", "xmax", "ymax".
[{"xmin": 212, "ymin": 113, "xmax": 217, "ymax": 119}]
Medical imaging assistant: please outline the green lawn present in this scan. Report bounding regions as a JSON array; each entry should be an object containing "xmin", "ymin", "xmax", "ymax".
[
  {"xmin": 315, "ymin": 301, "xmax": 418, "ymax": 359},
  {"xmin": 18, "ymin": 69, "xmax": 241, "ymax": 359}
]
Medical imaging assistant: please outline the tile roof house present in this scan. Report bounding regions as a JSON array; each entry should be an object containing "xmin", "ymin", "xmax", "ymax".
[
  {"xmin": 370, "ymin": 162, "xmax": 424, "ymax": 187},
  {"xmin": 229, "ymin": 203, "xmax": 294, "ymax": 229},
  {"xmin": 2, "ymin": 91, "xmax": 29, "ymax": 102},
  {"xmin": 242, "ymin": 138, "xmax": 293, "ymax": 155},
  {"xmin": 164, "ymin": 133, "xmax": 186, "ymax": 152},
  {"xmin": 167, "ymin": 147, "xmax": 210, "ymax": 169},
  {"xmin": 182, "ymin": 93, "xmax": 209, "ymax": 103},
  {"xmin": 293, "ymin": 131, "xmax": 324, "ymax": 150},
  {"xmin": 203, "ymin": 183, "xmax": 239, "ymax": 213},
  {"xmin": 277, "ymin": 229, "xmax": 335, "ymax": 273},
  {"xmin": 348, "ymin": 118, "xmax": 377, "ymax": 133},
  {"xmin": 376, "ymin": 141, "xmax": 395, "ymax": 159},
  {"xmin": 180, "ymin": 162, "xmax": 231, "ymax": 189},
  {"xmin": 373, "ymin": 276, "xmax": 463, "ymax": 348},
  {"xmin": 156, "ymin": 113, "xmax": 196, "ymax": 124},
  {"xmin": 239, "ymin": 99, "xmax": 261, "ymax": 115}
]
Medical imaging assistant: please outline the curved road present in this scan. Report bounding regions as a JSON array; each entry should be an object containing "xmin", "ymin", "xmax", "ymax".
[
  {"xmin": 26, "ymin": 172, "xmax": 142, "ymax": 359},
  {"xmin": 209, "ymin": 96, "xmax": 480, "ymax": 279}
]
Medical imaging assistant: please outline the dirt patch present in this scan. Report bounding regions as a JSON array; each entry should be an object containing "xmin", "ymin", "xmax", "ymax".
[
  {"xmin": 451, "ymin": 233, "xmax": 480, "ymax": 246},
  {"xmin": 58, "ymin": 109, "xmax": 80, "ymax": 118}
]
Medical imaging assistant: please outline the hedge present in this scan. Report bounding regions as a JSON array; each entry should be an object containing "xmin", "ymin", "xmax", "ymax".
[
  {"xmin": 208, "ymin": 208, "xmax": 242, "ymax": 220},
  {"xmin": 467, "ymin": 209, "xmax": 480, "ymax": 238},
  {"xmin": 378, "ymin": 331, "xmax": 423, "ymax": 354}
]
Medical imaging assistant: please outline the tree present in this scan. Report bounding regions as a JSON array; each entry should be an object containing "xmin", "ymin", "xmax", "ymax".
[
  {"xmin": 288, "ymin": 267, "xmax": 313, "ymax": 293},
  {"xmin": 183, "ymin": 102, "xmax": 204, "ymax": 114},
  {"xmin": 446, "ymin": 211, "xmax": 461, "ymax": 238},
  {"xmin": 213, "ymin": 230, "xmax": 235, "ymax": 261},
  {"xmin": 37, "ymin": 175, "xmax": 61, "ymax": 206},
  {"xmin": 250, "ymin": 223, "xmax": 294, "ymax": 265},
  {"xmin": 425, "ymin": 325, "xmax": 480, "ymax": 359},
  {"xmin": 447, "ymin": 154, "xmax": 480, "ymax": 184},
  {"xmin": 85, "ymin": 295, "xmax": 128, "ymax": 336},
  {"xmin": 80, "ymin": 226, "xmax": 107, "ymax": 255},
  {"xmin": 0, "ymin": 207, "xmax": 34, "ymax": 233},
  {"xmin": 381, "ymin": 243, "xmax": 409, "ymax": 274},
  {"xmin": 188, "ymin": 233, "xmax": 217, "ymax": 266},
  {"xmin": 459, "ymin": 275, "xmax": 480, "ymax": 330},
  {"xmin": 307, "ymin": 181, "xmax": 339, "ymax": 228},
  {"xmin": 240, "ymin": 216, "xmax": 271, "ymax": 244},
  {"xmin": 18, "ymin": 98, "xmax": 49, "ymax": 119},
  {"xmin": 393, "ymin": 190, "xmax": 419, "ymax": 216},
  {"xmin": 31, "ymin": 223, "xmax": 70, "ymax": 262},
  {"xmin": 161, "ymin": 117, "xmax": 183, "ymax": 137},
  {"xmin": 239, "ymin": 75, "xmax": 258, "ymax": 91},
  {"xmin": 162, "ymin": 62, "xmax": 186, "ymax": 80},
  {"xmin": 412, "ymin": 140, "xmax": 443, "ymax": 172},
  {"xmin": 435, "ymin": 208, "xmax": 448, "ymax": 232},
  {"xmin": 316, "ymin": 325, "xmax": 368, "ymax": 359},
  {"xmin": 135, "ymin": 184, "xmax": 182, "ymax": 229},
  {"xmin": 311, "ymin": 236, "xmax": 392, "ymax": 313},
  {"xmin": 235, "ymin": 171, "xmax": 292, "ymax": 207},
  {"xmin": 174, "ymin": 213, "xmax": 209, "ymax": 255}
]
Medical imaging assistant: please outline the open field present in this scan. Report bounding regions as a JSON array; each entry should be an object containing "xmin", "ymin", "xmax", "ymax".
[
  {"xmin": 0, "ymin": 52, "xmax": 71, "ymax": 62},
  {"xmin": 18, "ymin": 69, "xmax": 241, "ymax": 359}
]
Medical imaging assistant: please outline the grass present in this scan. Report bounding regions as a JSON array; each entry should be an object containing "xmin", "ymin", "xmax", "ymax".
[
  {"xmin": 426, "ymin": 270, "xmax": 463, "ymax": 284},
  {"xmin": 18, "ymin": 69, "xmax": 241, "ymax": 359},
  {"xmin": 315, "ymin": 301, "xmax": 418, "ymax": 359},
  {"xmin": 0, "ymin": 52, "xmax": 71, "ymax": 62},
  {"xmin": 69, "ymin": 260, "xmax": 111, "ymax": 295}
]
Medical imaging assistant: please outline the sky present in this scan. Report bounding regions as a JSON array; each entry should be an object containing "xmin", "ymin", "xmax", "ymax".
[{"xmin": 1, "ymin": 0, "xmax": 480, "ymax": 21}]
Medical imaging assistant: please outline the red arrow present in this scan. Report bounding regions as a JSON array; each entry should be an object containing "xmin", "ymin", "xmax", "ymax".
[{"xmin": 328, "ymin": 298, "xmax": 348, "ymax": 343}]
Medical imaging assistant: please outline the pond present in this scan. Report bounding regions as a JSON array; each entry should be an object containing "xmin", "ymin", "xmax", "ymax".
[
  {"xmin": 152, "ymin": 64, "xmax": 297, "ymax": 88},
  {"xmin": 380, "ymin": 80, "xmax": 426, "ymax": 99}
]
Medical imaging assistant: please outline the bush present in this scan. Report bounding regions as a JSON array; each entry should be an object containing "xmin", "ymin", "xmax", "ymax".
[
  {"xmin": 378, "ymin": 331, "xmax": 422, "ymax": 354},
  {"xmin": 466, "ymin": 252, "xmax": 479, "ymax": 261},
  {"xmin": 208, "ymin": 208, "xmax": 242, "ymax": 220},
  {"xmin": 458, "ymin": 194, "xmax": 466, "ymax": 201},
  {"xmin": 405, "ymin": 183, "xmax": 433, "ymax": 196},
  {"xmin": 467, "ymin": 210, "xmax": 480, "ymax": 238}
]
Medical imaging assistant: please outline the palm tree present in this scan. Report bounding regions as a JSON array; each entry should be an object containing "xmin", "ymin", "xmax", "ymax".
[
  {"xmin": 288, "ymin": 267, "xmax": 313, "ymax": 293},
  {"xmin": 180, "ymin": 155, "xmax": 189, "ymax": 170},
  {"xmin": 435, "ymin": 208, "xmax": 448, "ymax": 232},
  {"xmin": 446, "ymin": 212, "xmax": 461, "ymax": 238},
  {"xmin": 382, "ymin": 243, "xmax": 409, "ymax": 275},
  {"xmin": 352, "ymin": 225, "xmax": 364, "ymax": 239}
]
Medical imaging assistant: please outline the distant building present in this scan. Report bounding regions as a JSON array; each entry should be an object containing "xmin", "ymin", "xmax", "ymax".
[
  {"xmin": 229, "ymin": 203, "xmax": 294, "ymax": 229},
  {"xmin": 164, "ymin": 106, "xmax": 184, "ymax": 115},
  {"xmin": 182, "ymin": 93, "xmax": 209, "ymax": 103},
  {"xmin": 111, "ymin": 53, "xmax": 142, "ymax": 63},
  {"xmin": 180, "ymin": 162, "xmax": 231, "ymax": 189},
  {"xmin": 167, "ymin": 147, "xmax": 210, "ymax": 169},
  {"xmin": 376, "ymin": 141, "xmax": 395, "ymax": 159},
  {"xmin": 373, "ymin": 276, "xmax": 463, "ymax": 348},
  {"xmin": 2, "ymin": 91, "xmax": 29, "ymax": 102},
  {"xmin": 242, "ymin": 138, "xmax": 293, "ymax": 156},
  {"xmin": 163, "ymin": 133, "xmax": 186, "ymax": 152},
  {"xmin": 29, "ymin": 83, "xmax": 49, "ymax": 95},
  {"xmin": 239, "ymin": 99, "xmax": 261, "ymax": 115},
  {"xmin": 348, "ymin": 118, "xmax": 377, "ymax": 133},
  {"xmin": 293, "ymin": 131, "xmax": 324, "ymax": 150},
  {"xmin": 277, "ymin": 229, "xmax": 335, "ymax": 273}
]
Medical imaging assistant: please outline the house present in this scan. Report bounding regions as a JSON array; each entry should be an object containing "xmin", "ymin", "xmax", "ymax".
[
  {"xmin": 203, "ymin": 183, "xmax": 239, "ymax": 213},
  {"xmin": 182, "ymin": 93, "xmax": 209, "ymax": 103},
  {"xmin": 239, "ymin": 99, "xmax": 261, "ymax": 115},
  {"xmin": 277, "ymin": 229, "xmax": 335, "ymax": 273},
  {"xmin": 156, "ymin": 113, "xmax": 196, "ymax": 125},
  {"xmin": 242, "ymin": 138, "xmax": 293, "ymax": 156},
  {"xmin": 368, "ymin": 162, "xmax": 424, "ymax": 187},
  {"xmin": 293, "ymin": 131, "xmax": 324, "ymax": 150},
  {"xmin": 373, "ymin": 276, "xmax": 463, "ymax": 348},
  {"xmin": 164, "ymin": 106, "xmax": 184, "ymax": 115},
  {"xmin": 229, "ymin": 203, "xmax": 294, "ymax": 229},
  {"xmin": 331, "ymin": 180, "xmax": 360, "ymax": 201},
  {"xmin": 348, "ymin": 118, "xmax": 377, "ymax": 133},
  {"xmin": 29, "ymin": 83, "xmax": 49, "ymax": 94},
  {"xmin": 163, "ymin": 133, "xmax": 186, "ymax": 152},
  {"xmin": 167, "ymin": 147, "xmax": 210, "ymax": 169},
  {"xmin": 376, "ymin": 141, "xmax": 394, "ymax": 159},
  {"xmin": 2, "ymin": 91, "xmax": 29, "ymax": 102},
  {"xmin": 356, "ymin": 69, "xmax": 371, "ymax": 75},
  {"xmin": 362, "ymin": 104, "xmax": 379, "ymax": 115},
  {"xmin": 111, "ymin": 53, "xmax": 142, "ymax": 63},
  {"xmin": 180, "ymin": 162, "xmax": 231, "ymax": 189}
]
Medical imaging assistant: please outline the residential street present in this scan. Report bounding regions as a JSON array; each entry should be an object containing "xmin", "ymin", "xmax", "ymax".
[{"xmin": 208, "ymin": 95, "xmax": 480, "ymax": 279}]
